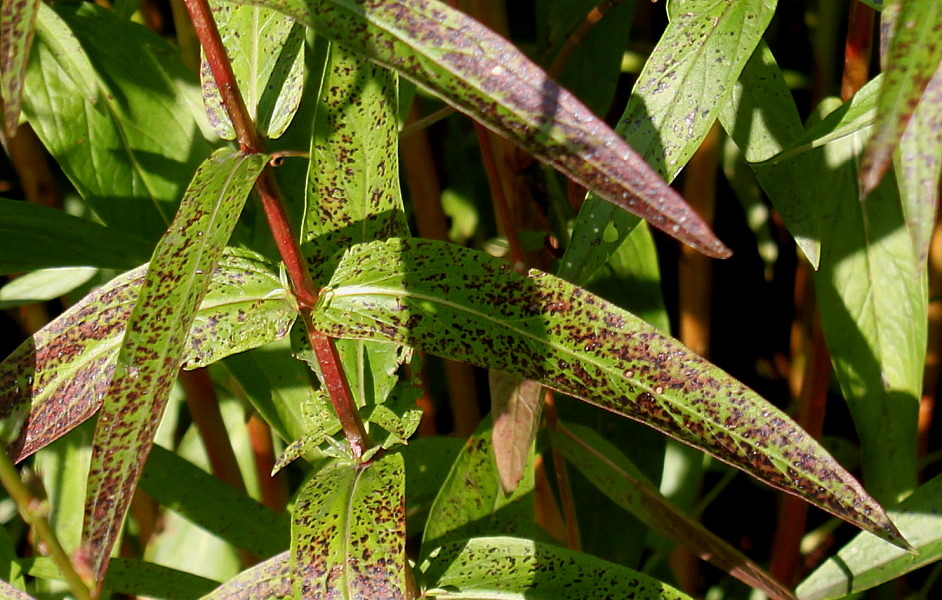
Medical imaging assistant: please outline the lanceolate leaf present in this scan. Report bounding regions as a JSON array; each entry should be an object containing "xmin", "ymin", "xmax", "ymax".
[
  {"xmin": 291, "ymin": 453, "xmax": 408, "ymax": 599},
  {"xmin": 312, "ymin": 237, "xmax": 908, "ymax": 549},
  {"xmin": 860, "ymin": 0, "xmax": 942, "ymax": 193},
  {"xmin": 199, "ymin": 552, "xmax": 291, "ymax": 600},
  {"xmin": 81, "ymin": 148, "xmax": 267, "ymax": 581},
  {"xmin": 489, "ymin": 370, "xmax": 542, "ymax": 495},
  {"xmin": 241, "ymin": 0, "xmax": 730, "ymax": 259},
  {"xmin": 552, "ymin": 422, "xmax": 796, "ymax": 600},
  {"xmin": 201, "ymin": 0, "xmax": 304, "ymax": 140},
  {"xmin": 420, "ymin": 537, "xmax": 693, "ymax": 600},
  {"xmin": 0, "ymin": 0, "xmax": 40, "ymax": 141},
  {"xmin": 0, "ymin": 249, "xmax": 295, "ymax": 462}
]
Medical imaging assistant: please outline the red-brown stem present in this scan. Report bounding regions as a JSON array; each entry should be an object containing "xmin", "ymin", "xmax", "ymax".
[
  {"xmin": 543, "ymin": 393, "xmax": 582, "ymax": 551},
  {"xmin": 247, "ymin": 414, "xmax": 288, "ymax": 512},
  {"xmin": 841, "ymin": 2, "xmax": 875, "ymax": 102},
  {"xmin": 474, "ymin": 123, "xmax": 525, "ymax": 267},
  {"xmin": 548, "ymin": 0, "xmax": 628, "ymax": 80}
]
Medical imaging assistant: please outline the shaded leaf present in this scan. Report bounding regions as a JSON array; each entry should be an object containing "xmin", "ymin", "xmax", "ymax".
[
  {"xmin": 201, "ymin": 0, "xmax": 304, "ymax": 139},
  {"xmin": 860, "ymin": 0, "xmax": 942, "ymax": 193},
  {"xmin": 102, "ymin": 559, "xmax": 219, "ymax": 600},
  {"xmin": 0, "ymin": 249, "xmax": 295, "ymax": 462},
  {"xmin": 23, "ymin": 2, "xmax": 215, "ymax": 240},
  {"xmin": 0, "ymin": 0, "xmax": 40, "ymax": 141},
  {"xmin": 199, "ymin": 551, "xmax": 291, "ymax": 600},
  {"xmin": 312, "ymin": 237, "xmax": 909, "ymax": 549},
  {"xmin": 0, "ymin": 198, "xmax": 152, "ymax": 275},
  {"xmin": 489, "ymin": 370, "xmax": 542, "ymax": 494},
  {"xmin": 291, "ymin": 453, "xmax": 408, "ymax": 599},
  {"xmin": 80, "ymin": 148, "xmax": 267, "ymax": 580},
  {"xmin": 243, "ymin": 0, "xmax": 730, "ymax": 258},
  {"xmin": 402, "ymin": 437, "xmax": 464, "ymax": 533},
  {"xmin": 420, "ymin": 536, "xmax": 693, "ymax": 600},
  {"xmin": 552, "ymin": 421, "xmax": 795, "ymax": 600},
  {"xmin": 797, "ymin": 472, "xmax": 942, "ymax": 600}
]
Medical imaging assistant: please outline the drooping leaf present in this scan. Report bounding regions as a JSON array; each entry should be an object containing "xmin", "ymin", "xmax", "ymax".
[
  {"xmin": 139, "ymin": 445, "xmax": 289, "ymax": 558},
  {"xmin": 0, "ymin": 249, "xmax": 295, "ymax": 462},
  {"xmin": 80, "ymin": 148, "xmax": 267, "ymax": 581},
  {"xmin": 312, "ymin": 237, "xmax": 909, "ymax": 549},
  {"xmin": 0, "ymin": 0, "xmax": 40, "ymax": 142},
  {"xmin": 198, "ymin": 551, "xmax": 291, "ymax": 600},
  {"xmin": 241, "ymin": 0, "xmax": 730, "ymax": 258},
  {"xmin": 201, "ymin": 0, "xmax": 304, "ymax": 140},
  {"xmin": 420, "ymin": 415, "xmax": 535, "ymax": 560},
  {"xmin": 290, "ymin": 453, "xmax": 408, "ymax": 599},
  {"xmin": 552, "ymin": 421, "xmax": 796, "ymax": 600},
  {"xmin": 489, "ymin": 370, "xmax": 542, "ymax": 495},
  {"xmin": 419, "ymin": 536, "xmax": 693, "ymax": 600},
  {"xmin": 860, "ymin": 0, "xmax": 942, "ymax": 193},
  {"xmin": 797, "ymin": 472, "xmax": 942, "ymax": 600},
  {"xmin": 22, "ymin": 2, "xmax": 216, "ymax": 240},
  {"xmin": 0, "ymin": 198, "xmax": 152, "ymax": 275}
]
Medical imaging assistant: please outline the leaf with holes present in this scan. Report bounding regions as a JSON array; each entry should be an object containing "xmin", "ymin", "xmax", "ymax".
[
  {"xmin": 312, "ymin": 237, "xmax": 909, "ymax": 550},
  {"xmin": 79, "ymin": 148, "xmax": 267, "ymax": 582},
  {"xmin": 240, "ymin": 0, "xmax": 729, "ymax": 258}
]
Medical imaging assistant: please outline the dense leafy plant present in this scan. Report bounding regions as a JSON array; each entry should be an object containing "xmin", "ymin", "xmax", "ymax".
[{"xmin": 0, "ymin": 0, "xmax": 940, "ymax": 598}]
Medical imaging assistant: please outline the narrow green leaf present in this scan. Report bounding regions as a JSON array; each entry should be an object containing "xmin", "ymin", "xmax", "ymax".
[
  {"xmin": 0, "ymin": 0, "xmax": 40, "ymax": 141},
  {"xmin": 312, "ymin": 237, "xmax": 909, "ymax": 549},
  {"xmin": 291, "ymin": 453, "xmax": 407, "ymax": 599},
  {"xmin": 420, "ymin": 536, "xmax": 693, "ymax": 600},
  {"xmin": 0, "ymin": 250, "xmax": 295, "ymax": 462},
  {"xmin": 140, "ymin": 445, "xmax": 290, "ymax": 557},
  {"xmin": 489, "ymin": 371, "xmax": 542, "ymax": 495},
  {"xmin": 23, "ymin": 2, "xmax": 216, "ymax": 240},
  {"xmin": 0, "ymin": 267, "xmax": 98, "ymax": 309},
  {"xmin": 201, "ymin": 0, "xmax": 304, "ymax": 140},
  {"xmin": 860, "ymin": 0, "xmax": 942, "ymax": 193},
  {"xmin": 0, "ymin": 198, "xmax": 152, "ymax": 274},
  {"xmin": 552, "ymin": 422, "xmax": 796, "ymax": 600},
  {"xmin": 242, "ymin": 0, "xmax": 730, "ymax": 258},
  {"xmin": 0, "ymin": 525, "xmax": 25, "ymax": 592},
  {"xmin": 102, "ymin": 559, "xmax": 219, "ymax": 600},
  {"xmin": 719, "ymin": 42, "xmax": 821, "ymax": 268},
  {"xmin": 421, "ymin": 415, "xmax": 535, "ymax": 560},
  {"xmin": 199, "ymin": 551, "xmax": 291, "ymax": 600},
  {"xmin": 797, "ymin": 472, "xmax": 942, "ymax": 600},
  {"xmin": 81, "ymin": 148, "xmax": 267, "ymax": 581}
]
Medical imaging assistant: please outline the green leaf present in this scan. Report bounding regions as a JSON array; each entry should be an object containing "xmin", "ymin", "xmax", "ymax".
[
  {"xmin": 201, "ymin": 0, "xmax": 304, "ymax": 140},
  {"xmin": 402, "ymin": 436, "xmax": 464, "ymax": 534},
  {"xmin": 419, "ymin": 536, "xmax": 694, "ymax": 600},
  {"xmin": 140, "ymin": 445, "xmax": 289, "ymax": 558},
  {"xmin": 102, "ymin": 559, "xmax": 219, "ymax": 600},
  {"xmin": 551, "ymin": 422, "xmax": 796, "ymax": 600},
  {"xmin": 421, "ymin": 415, "xmax": 535, "ymax": 560},
  {"xmin": 489, "ymin": 371, "xmax": 542, "ymax": 495},
  {"xmin": 797, "ymin": 472, "xmax": 942, "ymax": 600},
  {"xmin": 242, "ymin": 0, "xmax": 730, "ymax": 258},
  {"xmin": 719, "ymin": 42, "xmax": 821, "ymax": 268},
  {"xmin": 80, "ymin": 148, "xmax": 267, "ymax": 581},
  {"xmin": 198, "ymin": 551, "xmax": 291, "ymax": 600},
  {"xmin": 23, "ymin": 2, "xmax": 216, "ymax": 240},
  {"xmin": 0, "ymin": 267, "xmax": 98, "ymax": 308},
  {"xmin": 312, "ymin": 237, "xmax": 909, "ymax": 549},
  {"xmin": 860, "ymin": 0, "xmax": 942, "ymax": 193},
  {"xmin": 812, "ymin": 109, "xmax": 926, "ymax": 505},
  {"xmin": 290, "ymin": 453, "xmax": 408, "ymax": 599},
  {"xmin": 0, "ymin": 249, "xmax": 295, "ymax": 462},
  {"xmin": 0, "ymin": 0, "xmax": 40, "ymax": 141},
  {"xmin": 0, "ymin": 198, "xmax": 152, "ymax": 274}
]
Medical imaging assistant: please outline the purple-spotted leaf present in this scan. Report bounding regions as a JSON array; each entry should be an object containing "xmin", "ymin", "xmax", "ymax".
[
  {"xmin": 291, "ymin": 453, "xmax": 408, "ymax": 599},
  {"xmin": 239, "ymin": 0, "xmax": 730, "ymax": 259},
  {"xmin": 0, "ymin": 0, "xmax": 40, "ymax": 142},
  {"xmin": 200, "ymin": 551, "xmax": 291, "ymax": 600},
  {"xmin": 489, "ymin": 371, "xmax": 542, "ymax": 495},
  {"xmin": 80, "ymin": 148, "xmax": 267, "ymax": 582},
  {"xmin": 0, "ymin": 249, "xmax": 295, "ymax": 462},
  {"xmin": 0, "ymin": 579, "xmax": 33, "ymax": 600},
  {"xmin": 312, "ymin": 237, "xmax": 909, "ymax": 550},
  {"xmin": 201, "ymin": 0, "xmax": 304, "ymax": 140},
  {"xmin": 419, "ymin": 537, "xmax": 693, "ymax": 600},
  {"xmin": 552, "ymin": 422, "xmax": 795, "ymax": 600},
  {"xmin": 860, "ymin": 0, "xmax": 942, "ymax": 194}
]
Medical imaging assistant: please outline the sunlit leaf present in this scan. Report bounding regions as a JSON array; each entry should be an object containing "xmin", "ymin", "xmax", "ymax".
[
  {"xmin": 201, "ymin": 0, "xmax": 304, "ymax": 140},
  {"xmin": 80, "ymin": 148, "xmax": 267, "ymax": 581},
  {"xmin": 0, "ymin": 267, "xmax": 98, "ymax": 309},
  {"xmin": 313, "ymin": 237, "xmax": 909, "ymax": 549},
  {"xmin": 420, "ymin": 536, "xmax": 694, "ymax": 600},
  {"xmin": 198, "ymin": 551, "xmax": 291, "ymax": 600},
  {"xmin": 0, "ymin": 0, "xmax": 40, "ymax": 141},
  {"xmin": 242, "ymin": 0, "xmax": 730, "ymax": 258},
  {"xmin": 489, "ymin": 371, "xmax": 542, "ymax": 495},
  {"xmin": 291, "ymin": 453, "xmax": 407, "ymax": 599}
]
